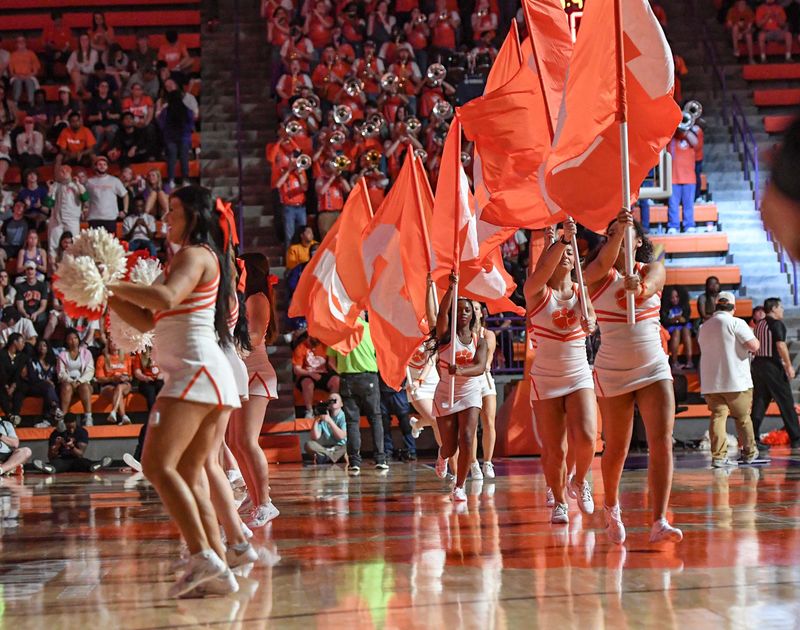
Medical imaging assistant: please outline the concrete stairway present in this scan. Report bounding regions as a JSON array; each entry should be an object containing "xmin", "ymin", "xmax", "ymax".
[
  {"xmin": 661, "ymin": 0, "xmax": 793, "ymax": 307},
  {"xmin": 199, "ymin": 0, "xmax": 293, "ymax": 423}
]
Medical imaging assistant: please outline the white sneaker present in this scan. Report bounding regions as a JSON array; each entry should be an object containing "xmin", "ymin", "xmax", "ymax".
[
  {"xmin": 185, "ymin": 568, "xmax": 240, "ymax": 598},
  {"xmin": 34, "ymin": 420, "xmax": 52, "ymax": 429},
  {"xmin": 434, "ymin": 451, "xmax": 448, "ymax": 479},
  {"xmin": 568, "ymin": 477, "xmax": 595, "ymax": 515},
  {"xmin": 247, "ymin": 502, "xmax": 280, "ymax": 528},
  {"xmin": 237, "ymin": 496, "xmax": 254, "ymax": 515},
  {"xmin": 469, "ymin": 461, "xmax": 483, "ymax": 480},
  {"xmin": 409, "ymin": 416, "xmax": 424, "ymax": 439},
  {"xmin": 482, "ymin": 461, "xmax": 495, "ymax": 479},
  {"xmin": 711, "ymin": 458, "xmax": 737, "ymax": 468},
  {"xmin": 83, "ymin": 414, "xmax": 93, "ymax": 427},
  {"xmin": 241, "ymin": 522, "xmax": 253, "ymax": 539},
  {"xmin": 226, "ymin": 469, "xmax": 245, "ymax": 489},
  {"xmin": 119, "ymin": 415, "xmax": 132, "ymax": 425},
  {"xmin": 685, "ymin": 226, "xmax": 697, "ymax": 234},
  {"xmin": 545, "ymin": 487, "xmax": 555, "ymax": 507},
  {"xmin": 123, "ymin": 453, "xmax": 143, "ymax": 473},
  {"xmin": 168, "ymin": 550, "xmax": 226, "ymax": 598},
  {"xmin": 666, "ymin": 227, "xmax": 678, "ymax": 235},
  {"xmin": 604, "ymin": 504, "xmax": 626, "ymax": 545},
  {"xmin": 225, "ymin": 543, "xmax": 258, "ymax": 568},
  {"xmin": 451, "ymin": 486, "xmax": 467, "ymax": 502},
  {"xmin": 107, "ymin": 412, "xmax": 117, "ymax": 425},
  {"xmin": 649, "ymin": 519, "xmax": 683, "ymax": 543},
  {"xmin": 551, "ymin": 503, "xmax": 569, "ymax": 524}
]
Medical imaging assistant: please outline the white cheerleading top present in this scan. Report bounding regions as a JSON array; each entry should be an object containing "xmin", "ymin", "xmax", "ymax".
[{"xmin": 434, "ymin": 332, "xmax": 483, "ymax": 415}]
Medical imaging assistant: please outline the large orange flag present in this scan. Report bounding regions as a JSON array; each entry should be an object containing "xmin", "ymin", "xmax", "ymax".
[
  {"xmin": 543, "ymin": 0, "xmax": 681, "ymax": 231},
  {"xmin": 361, "ymin": 152, "xmax": 432, "ymax": 389},
  {"xmin": 288, "ymin": 179, "xmax": 373, "ymax": 352},
  {"xmin": 431, "ymin": 119, "xmax": 524, "ymax": 315},
  {"xmin": 484, "ymin": 19, "xmax": 524, "ymax": 94}
]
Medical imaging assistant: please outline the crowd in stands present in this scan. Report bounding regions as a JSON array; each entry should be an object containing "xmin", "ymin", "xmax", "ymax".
[
  {"xmin": 721, "ymin": 0, "xmax": 800, "ymax": 63},
  {"xmin": 0, "ymin": 11, "xmax": 197, "ymax": 464}
]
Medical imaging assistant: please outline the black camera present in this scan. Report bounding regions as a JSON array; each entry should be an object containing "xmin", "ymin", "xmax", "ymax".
[{"xmin": 314, "ymin": 401, "xmax": 332, "ymax": 416}]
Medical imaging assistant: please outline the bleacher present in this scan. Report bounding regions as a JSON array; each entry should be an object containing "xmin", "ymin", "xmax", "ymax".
[{"xmin": 741, "ymin": 63, "xmax": 800, "ymax": 135}]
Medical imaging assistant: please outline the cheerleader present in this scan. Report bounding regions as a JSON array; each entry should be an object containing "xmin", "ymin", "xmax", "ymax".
[
  {"xmin": 433, "ymin": 275, "xmax": 488, "ymax": 502},
  {"xmin": 470, "ymin": 302, "xmax": 497, "ymax": 480},
  {"xmin": 583, "ymin": 209, "xmax": 682, "ymax": 544},
  {"xmin": 108, "ymin": 185, "xmax": 241, "ymax": 597},
  {"xmin": 229, "ymin": 253, "xmax": 280, "ymax": 529},
  {"xmin": 525, "ymin": 219, "xmax": 597, "ymax": 524}
]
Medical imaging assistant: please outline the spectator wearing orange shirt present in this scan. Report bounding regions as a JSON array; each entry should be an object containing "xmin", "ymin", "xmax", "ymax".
[
  {"xmin": 756, "ymin": 0, "xmax": 792, "ymax": 62},
  {"xmin": 311, "ymin": 47, "xmax": 348, "ymax": 104},
  {"xmin": 429, "ymin": 0, "xmax": 461, "ymax": 57},
  {"xmin": 157, "ymin": 30, "xmax": 193, "ymax": 76},
  {"xmin": 667, "ymin": 127, "xmax": 699, "ymax": 234},
  {"xmin": 55, "ymin": 112, "xmax": 97, "ymax": 170},
  {"xmin": 130, "ymin": 348, "xmax": 163, "ymax": 461},
  {"xmin": 727, "ymin": 0, "xmax": 756, "ymax": 62},
  {"xmin": 276, "ymin": 59, "xmax": 313, "ymax": 111},
  {"xmin": 315, "ymin": 159, "xmax": 352, "ymax": 237},
  {"xmin": 293, "ymin": 334, "xmax": 340, "ymax": 419},
  {"xmin": 95, "ymin": 339, "xmax": 133, "ymax": 425},
  {"xmin": 285, "ymin": 225, "xmax": 318, "ymax": 271},
  {"xmin": 276, "ymin": 156, "xmax": 309, "ymax": 248},
  {"xmin": 42, "ymin": 11, "xmax": 73, "ymax": 81},
  {"xmin": 9, "ymin": 36, "xmax": 41, "ymax": 105}
]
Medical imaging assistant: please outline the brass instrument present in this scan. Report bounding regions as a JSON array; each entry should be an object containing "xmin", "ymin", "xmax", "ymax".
[
  {"xmin": 361, "ymin": 122, "xmax": 380, "ymax": 138},
  {"xmin": 432, "ymin": 100, "xmax": 453, "ymax": 120},
  {"xmin": 414, "ymin": 12, "xmax": 427, "ymax": 25},
  {"xmin": 307, "ymin": 93, "xmax": 320, "ymax": 109},
  {"xmin": 414, "ymin": 148, "xmax": 427, "ymax": 161},
  {"xmin": 296, "ymin": 154, "xmax": 312, "ymax": 170},
  {"xmin": 292, "ymin": 98, "xmax": 312, "ymax": 118},
  {"xmin": 331, "ymin": 154, "xmax": 352, "ymax": 173},
  {"xmin": 369, "ymin": 112, "xmax": 385, "ymax": 127},
  {"xmin": 333, "ymin": 104, "xmax": 353, "ymax": 125},
  {"xmin": 685, "ymin": 100, "xmax": 703, "ymax": 120},
  {"xmin": 285, "ymin": 120, "xmax": 303, "ymax": 136},
  {"xmin": 460, "ymin": 151, "xmax": 471, "ymax": 167},
  {"xmin": 329, "ymin": 129, "xmax": 347, "ymax": 145},
  {"xmin": 405, "ymin": 117, "xmax": 422, "ymax": 133},
  {"xmin": 364, "ymin": 149, "xmax": 382, "ymax": 167},
  {"xmin": 678, "ymin": 100, "xmax": 703, "ymax": 132},
  {"xmin": 380, "ymin": 72, "xmax": 399, "ymax": 92},
  {"xmin": 477, "ymin": 8, "xmax": 488, "ymax": 17},
  {"xmin": 426, "ymin": 63, "xmax": 447, "ymax": 87},
  {"xmin": 438, "ymin": 10, "xmax": 449, "ymax": 21},
  {"xmin": 344, "ymin": 78, "xmax": 363, "ymax": 97}
]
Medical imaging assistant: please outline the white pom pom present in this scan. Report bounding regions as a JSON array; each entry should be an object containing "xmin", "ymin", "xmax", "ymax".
[
  {"xmin": 129, "ymin": 257, "xmax": 163, "ymax": 286},
  {"xmin": 53, "ymin": 255, "xmax": 106, "ymax": 309},
  {"xmin": 107, "ymin": 256, "xmax": 163, "ymax": 354},
  {"xmin": 70, "ymin": 228, "xmax": 127, "ymax": 284}
]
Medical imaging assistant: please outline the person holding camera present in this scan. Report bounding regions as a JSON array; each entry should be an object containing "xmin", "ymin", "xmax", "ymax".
[
  {"xmin": 32, "ymin": 414, "xmax": 111, "ymax": 474},
  {"xmin": 304, "ymin": 393, "xmax": 347, "ymax": 464}
]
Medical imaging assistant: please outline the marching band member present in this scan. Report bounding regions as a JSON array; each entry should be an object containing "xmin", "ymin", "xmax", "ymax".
[
  {"xmin": 525, "ymin": 219, "xmax": 596, "ymax": 524},
  {"xmin": 583, "ymin": 210, "xmax": 682, "ymax": 544}
]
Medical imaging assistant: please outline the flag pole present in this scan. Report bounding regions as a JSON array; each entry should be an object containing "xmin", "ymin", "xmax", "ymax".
[
  {"xmin": 615, "ymin": 0, "xmax": 636, "ymax": 325},
  {"xmin": 448, "ymin": 124, "xmax": 463, "ymax": 408},
  {"xmin": 409, "ymin": 148, "xmax": 433, "ymax": 274}
]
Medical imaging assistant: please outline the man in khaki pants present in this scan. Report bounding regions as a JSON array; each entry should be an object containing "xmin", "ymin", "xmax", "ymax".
[{"xmin": 698, "ymin": 292, "xmax": 761, "ymax": 467}]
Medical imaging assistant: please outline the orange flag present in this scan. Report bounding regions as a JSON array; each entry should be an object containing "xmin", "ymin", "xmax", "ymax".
[
  {"xmin": 431, "ymin": 118, "xmax": 523, "ymax": 315},
  {"xmin": 288, "ymin": 179, "xmax": 373, "ymax": 353},
  {"xmin": 543, "ymin": 0, "xmax": 681, "ymax": 231},
  {"xmin": 484, "ymin": 19, "xmax": 524, "ymax": 94},
  {"xmin": 362, "ymin": 152, "xmax": 432, "ymax": 389}
]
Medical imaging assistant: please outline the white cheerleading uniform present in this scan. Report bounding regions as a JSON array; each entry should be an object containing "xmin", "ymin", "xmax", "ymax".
[
  {"xmin": 477, "ymin": 327, "xmax": 497, "ymax": 399},
  {"xmin": 433, "ymin": 334, "xmax": 483, "ymax": 415},
  {"xmin": 222, "ymin": 299, "xmax": 249, "ymax": 401},
  {"xmin": 528, "ymin": 284, "xmax": 593, "ymax": 401},
  {"xmin": 151, "ymin": 251, "xmax": 241, "ymax": 409},
  {"xmin": 591, "ymin": 263, "xmax": 672, "ymax": 397},
  {"xmin": 406, "ymin": 343, "xmax": 440, "ymax": 402},
  {"xmin": 244, "ymin": 293, "xmax": 278, "ymax": 399}
]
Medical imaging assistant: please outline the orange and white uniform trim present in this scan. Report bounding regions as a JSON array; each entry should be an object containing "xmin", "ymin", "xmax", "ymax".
[{"xmin": 433, "ymin": 333, "xmax": 483, "ymax": 415}]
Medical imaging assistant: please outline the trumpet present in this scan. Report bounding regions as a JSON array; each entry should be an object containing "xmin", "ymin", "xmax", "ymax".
[
  {"xmin": 344, "ymin": 78, "xmax": 363, "ymax": 97},
  {"xmin": 333, "ymin": 104, "xmax": 353, "ymax": 125},
  {"xmin": 292, "ymin": 98, "xmax": 312, "ymax": 118},
  {"xmin": 369, "ymin": 112, "xmax": 385, "ymax": 127},
  {"xmin": 295, "ymin": 154, "xmax": 312, "ymax": 170},
  {"xmin": 460, "ymin": 151, "xmax": 471, "ymax": 167},
  {"xmin": 678, "ymin": 100, "xmax": 703, "ymax": 132},
  {"xmin": 414, "ymin": 148, "xmax": 428, "ymax": 161},
  {"xmin": 329, "ymin": 129, "xmax": 346, "ymax": 145},
  {"xmin": 380, "ymin": 72, "xmax": 399, "ymax": 92},
  {"xmin": 432, "ymin": 100, "xmax": 453, "ymax": 120},
  {"xmin": 414, "ymin": 12, "xmax": 427, "ymax": 24},
  {"xmin": 364, "ymin": 149, "xmax": 382, "ymax": 168},
  {"xmin": 406, "ymin": 117, "xmax": 422, "ymax": 133},
  {"xmin": 330, "ymin": 154, "xmax": 352, "ymax": 173},
  {"xmin": 438, "ymin": 10, "xmax": 449, "ymax": 21},
  {"xmin": 426, "ymin": 63, "xmax": 447, "ymax": 86},
  {"xmin": 285, "ymin": 120, "xmax": 303, "ymax": 136},
  {"xmin": 307, "ymin": 93, "xmax": 320, "ymax": 109},
  {"xmin": 360, "ymin": 122, "xmax": 380, "ymax": 138}
]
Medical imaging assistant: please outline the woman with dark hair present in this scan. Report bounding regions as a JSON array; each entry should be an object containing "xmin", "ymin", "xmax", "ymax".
[
  {"xmin": 108, "ymin": 185, "xmax": 242, "ymax": 597},
  {"xmin": 66, "ymin": 33, "xmax": 99, "ymax": 94},
  {"xmin": 90, "ymin": 12, "xmax": 115, "ymax": 58},
  {"xmin": 56, "ymin": 328, "xmax": 95, "ymax": 426},
  {"xmin": 583, "ymin": 209, "xmax": 681, "ymax": 545},
  {"xmin": 524, "ymin": 219, "xmax": 598, "ymax": 524},
  {"xmin": 433, "ymin": 274, "xmax": 489, "ymax": 502},
  {"xmin": 0, "ymin": 333, "xmax": 27, "ymax": 426},
  {"xmin": 157, "ymin": 85, "xmax": 195, "ymax": 189},
  {"xmin": 28, "ymin": 339, "xmax": 62, "ymax": 429},
  {"xmin": 228, "ymin": 252, "xmax": 280, "ymax": 528},
  {"xmin": 696, "ymin": 275, "xmax": 720, "ymax": 325},
  {"xmin": 661, "ymin": 286, "xmax": 694, "ymax": 370}
]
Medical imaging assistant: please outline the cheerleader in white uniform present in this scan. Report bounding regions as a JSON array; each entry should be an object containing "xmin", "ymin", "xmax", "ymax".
[
  {"xmin": 108, "ymin": 185, "xmax": 241, "ymax": 598},
  {"xmin": 228, "ymin": 252, "xmax": 280, "ymax": 529},
  {"xmin": 524, "ymin": 219, "xmax": 597, "ymax": 525},
  {"xmin": 433, "ymin": 275, "xmax": 488, "ymax": 502},
  {"xmin": 470, "ymin": 303, "xmax": 498, "ymax": 481},
  {"xmin": 583, "ymin": 209, "xmax": 682, "ymax": 545}
]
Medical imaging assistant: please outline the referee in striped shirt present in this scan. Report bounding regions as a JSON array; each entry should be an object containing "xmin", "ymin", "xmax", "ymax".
[{"xmin": 751, "ymin": 298, "xmax": 800, "ymax": 450}]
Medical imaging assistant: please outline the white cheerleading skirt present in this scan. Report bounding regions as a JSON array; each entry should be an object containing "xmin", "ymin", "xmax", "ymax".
[
  {"xmin": 593, "ymin": 351, "xmax": 672, "ymax": 398},
  {"xmin": 480, "ymin": 372, "xmax": 497, "ymax": 398},
  {"xmin": 406, "ymin": 367, "xmax": 440, "ymax": 402},
  {"xmin": 433, "ymin": 373, "xmax": 483, "ymax": 416},
  {"xmin": 244, "ymin": 344, "xmax": 278, "ymax": 400},
  {"xmin": 529, "ymin": 365, "xmax": 595, "ymax": 402},
  {"xmin": 222, "ymin": 343, "xmax": 250, "ymax": 402},
  {"xmin": 152, "ymin": 320, "xmax": 241, "ymax": 409}
]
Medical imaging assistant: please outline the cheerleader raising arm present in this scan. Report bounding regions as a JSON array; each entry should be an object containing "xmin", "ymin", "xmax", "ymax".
[
  {"xmin": 582, "ymin": 208, "xmax": 632, "ymax": 286},
  {"xmin": 435, "ymin": 273, "xmax": 457, "ymax": 340},
  {"xmin": 524, "ymin": 218, "xmax": 577, "ymax": 304},
  {"xmin": 623, "ymin": 259, "xmax": 666, "ymax": 301}
]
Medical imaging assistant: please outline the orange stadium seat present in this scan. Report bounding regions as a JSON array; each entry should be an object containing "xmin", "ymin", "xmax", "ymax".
[
  {"xmin": 650, "ymin": 233, "xmax": 729, "ymax": 254},
  {"xmin": 5, "ymin": 161, "xmax": 199, "ymax": 185},
  {"xmin": 62, "ymin": 11, "xmax": 200, "ymax": 30},
  {"xmin": 753, "ymin": 89, "xmax": 800, "ymax": 107},
  {"xmin": 665, "ymin": 266, "xmax": 741, "ymax": 286},
  {"xmin": 688, "ymin": 298, "xmax": 753, "ymax": 319},
  {"xmin": 764, "ymin": 115, "xmax": 795, "ymax": 134},
  {"xmin": 740, "ymin": 42, "xmax": 800, "ymax": 58},
  {"xmin": 648, "ymin": 203, "xmax": 718, "ymax": 224},
  {"xmin": 115, "ymin": 33, "xmax": 200, "ymax": 51},
  {"xmin": 743, "ymin": 63, "xmax": 800, "ymax": 81},
  {"xmin": 0, "ymin": 14, "xmax": 51, "ymax": 32},
  {"xmin": 4, "ymin": 0, "xmax": 196, "ymax": 8}
]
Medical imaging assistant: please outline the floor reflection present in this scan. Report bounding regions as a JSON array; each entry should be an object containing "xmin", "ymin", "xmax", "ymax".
[{"xmin": 1, "ymin": 451, "xmax": 800, "ymax": 628}]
